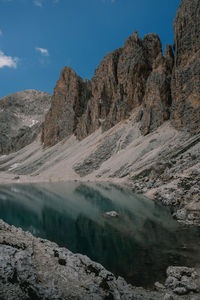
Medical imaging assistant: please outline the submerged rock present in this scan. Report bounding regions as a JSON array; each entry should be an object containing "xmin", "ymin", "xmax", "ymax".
[{"xmin": 104, "ymin": 211, "xmax": 120, "ymax": 217}]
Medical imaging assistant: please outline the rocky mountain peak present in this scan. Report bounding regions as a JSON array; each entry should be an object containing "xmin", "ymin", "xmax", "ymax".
[
  {"xmin": 42, "ymin": 31, "xmax": 170, "ymax": 146},
  {"xmin": 40, "ymin": 0, "xmax": 199, "ymax": 147},
  {"xmin": 0, "ymin": 0, "xmax": 199, "ymax": 153},
  {"xmin": 41, "ymin": 66, "xmax": 92, "ymax": 147},
  {"xmin": 132, "ymin": 30, "xmax": 139, "ymax": 42}
]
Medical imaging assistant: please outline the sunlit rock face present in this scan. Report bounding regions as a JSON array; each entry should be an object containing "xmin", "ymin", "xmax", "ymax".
[
  {"xmin": 171, "ymin": 0, "xmax": 200, "ymax": 133},
  {"xmin": 140, "ymin": 44, "xmax": 174, "ymax": 135},
  {"xmin": 41, "ymin": 67, "xmax": 92, "ymax": 147},
  {"xmin": 42, "ymin": 31, "xmax": 174, "ymax": 146},
  {"xmin": 0, "ymin": 90, "xmax": 51, "ymax": 154},
  {"xmin": 41, "ymin": 0, "xmax": 200, "ymax": 148}
]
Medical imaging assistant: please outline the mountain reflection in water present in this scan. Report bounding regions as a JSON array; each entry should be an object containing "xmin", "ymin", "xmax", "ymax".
[{"xmin": 0, "ymin": 182, "xmax": 200, "ymax": 288}]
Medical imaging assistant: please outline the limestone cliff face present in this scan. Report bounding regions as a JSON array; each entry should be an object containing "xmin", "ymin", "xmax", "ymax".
[
  {"xmin": 42, "ymin": 32, "xmax": 172, "ymax": 146},
  {"xmin": 140, "ymin": 45, "xmax": 174, "ymax": 135},
  {"xmin": 42, "ymin": 0, "xmax": 199, "ymax": 148},
  {"xmin": 90, "ymin": 33, "xmax": 164, "ymax": 134},
  {"xmin": 41, "ymin": 67, "xmax": 91, "ymax": 147},
  {"xmin": 171, "ymin": 0, "xmax": 200, "ymax": 133}
]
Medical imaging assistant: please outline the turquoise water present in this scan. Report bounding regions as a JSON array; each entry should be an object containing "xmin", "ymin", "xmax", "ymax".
[{"xmin": 0, "ymin": 182, "xmax": 200, "ymax": 287}]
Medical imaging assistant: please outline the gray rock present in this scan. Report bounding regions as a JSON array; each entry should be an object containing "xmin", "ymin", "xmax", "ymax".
[
  {"xmin": 155, "ymin": 281, "xmax": 166, "ymax": 291},
  {"xmin": 171, "ymin": 0, "xmax": 200, "ymax": 134},
  {"xmin": 173, "ymin": 287, "xmax": 188, "ymax": 295},
  {"xmin": 0, "ymin": 90, "xmax": 51, "ymax": 154},
  {"xmin": 104, "ymin": 211, "xmax": 119, "ymax": 217},
  {"xmin": 165, "ymin": 276, "xmax": 179, "ymax": 289},
  {"xmin": 191, "ymin": 297, "xmax": 200, "ymax": 300},
  {"xmin": 166, "ymin": 266, "xmax": 194, "ymax": 279},
  {"xmin": 188, "ymin": 213, "xmax": 196, "ymax": 221},
  {"xmin": 0, "ymin": 219, "xmax": 163, "ymax": 300},
  {"xmin": 175, "ymin": 209, "xmax": 187, "ymax": 220},
  {"xmin": 164, "ymin": 266, "xmax": 200, "ymax": 297},
  {"xmin": 181, "ymin": 276, "xmax": 199, "ymax": 292},
  {"xmin": 163, "ymin": 293, "xmax": 174, "ymax": 300}
]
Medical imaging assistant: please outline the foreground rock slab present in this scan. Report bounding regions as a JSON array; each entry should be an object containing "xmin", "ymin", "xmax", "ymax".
[
  {"xmin": 0, "ymin": 219, "xmax": 164, "ymax": 300},
  {"xmin": 1, "ymin": 220, "xmax": 200, "ymax": 299}
]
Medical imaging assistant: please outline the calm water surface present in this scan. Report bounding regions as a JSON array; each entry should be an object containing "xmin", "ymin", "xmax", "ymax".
[{"xmin": 0, "ymin": 182, "xmax": 200, "ymax": 287}]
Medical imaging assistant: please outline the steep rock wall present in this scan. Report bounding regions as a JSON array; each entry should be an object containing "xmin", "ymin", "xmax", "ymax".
[
  {"xmin": 171, "ymin": 0, "xmax": 200, "ymax": 133},
  {"xmin": 41, "ymin": 67, "xmax": 91, "ymax": 147},
  {"xmin": 42, "ymin": 32, "xmax": 173, "ymax": 146},
  {"xmin": 42, "ymin": 0, "xmax": 199, "ymax": 148}
]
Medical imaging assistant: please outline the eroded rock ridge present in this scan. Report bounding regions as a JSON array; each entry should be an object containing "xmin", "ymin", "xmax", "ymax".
[
  {"xmin": 42, "ymin": 0, "xmax": 199, "ymax": 148},
  {"xmin": 42, "ymin": 32, "xmax": 174, "ymax": 146},
  {"xmin": 171, "ymin": 0, "xmax": 200, "ymax": 133}
]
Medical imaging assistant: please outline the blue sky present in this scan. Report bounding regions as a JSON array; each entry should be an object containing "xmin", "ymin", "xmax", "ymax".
[{"xmin": 0, "ymin": 0, "xmax": 181, "ymax": 98}]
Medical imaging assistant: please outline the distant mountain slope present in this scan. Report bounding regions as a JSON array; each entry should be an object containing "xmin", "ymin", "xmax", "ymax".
[{"xmin": 0, "ymin": 90, "xmax": 51, "ymax": 154}]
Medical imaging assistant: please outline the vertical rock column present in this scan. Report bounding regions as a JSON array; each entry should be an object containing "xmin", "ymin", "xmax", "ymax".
[
  {"xmin": 41, "ymin": 67, "xmax": 91, "ymax": 147},
  {"xmin": 171, "ymin": 0, "xmax": 200, "ymax": 133}
]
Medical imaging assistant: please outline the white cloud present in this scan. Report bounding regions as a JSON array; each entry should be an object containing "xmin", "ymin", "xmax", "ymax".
[
  {"xmin": 0, "ymin": 29, "xmax": 2, "ymax": 36},
  {"xmin": 33, "ymin": 0, "xmax": 60, "ymax": 6},
  {"xmin": 35, "ymin": 47, "xmax": 49, "ymax": 56},
  {"xmin": 34, "ymin": 0, "xmax": 42, "ymax": 7},
  {"xmin": 0, "ymin": 50, "xmax": 18, "ymax": 68},
  {"xmin": 101, "ymin": 0, "xmax": 116, "ymax": 3},
  {"xmin": 1, "ymin": 0, "xmax": 60, "ymax": 6}
]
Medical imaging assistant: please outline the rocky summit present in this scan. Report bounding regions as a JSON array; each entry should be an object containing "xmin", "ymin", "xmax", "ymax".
[
  {"xmin": 1, "ymin": 0, "xmax": 199, "ymax": 151},
  {"xmin": 42, "ymin": 32, "xmax": 174, "ymax": 146},
  {"xmin": 41, "ymin": 0, "xmax": 199, "ymax": 148}
]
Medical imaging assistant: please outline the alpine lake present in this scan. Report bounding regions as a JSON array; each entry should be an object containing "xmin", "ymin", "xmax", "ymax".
[{"xmin": 0, "ymin": 181, "xmax": 200, "ymax": 288}]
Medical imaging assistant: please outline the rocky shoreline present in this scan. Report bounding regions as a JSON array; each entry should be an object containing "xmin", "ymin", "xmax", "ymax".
[
  {"xmin": 126, "ymin": 133, "xmax": 200, "ymax": 227},
  {"xmin": 0, "ymin": 219, "xmax": 200, "ymax": 300},
  {"xmin": 0, "ymin": 122, "xmax": 199, "ymax": 228}
]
